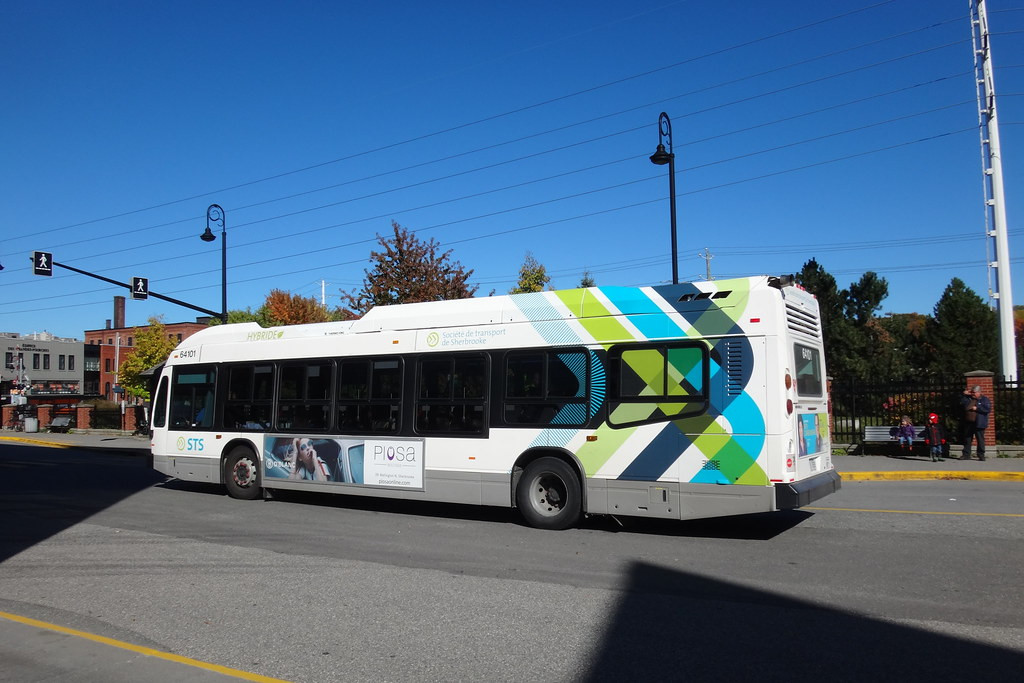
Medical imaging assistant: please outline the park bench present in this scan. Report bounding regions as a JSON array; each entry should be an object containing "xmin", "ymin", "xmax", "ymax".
[
  {"xmin": 48, "ymin": 416, "xmax": 73, "ymax": 433},
  {"xmin": 862, "ymin": 424, "xmax": 927, "ymax": 455}
]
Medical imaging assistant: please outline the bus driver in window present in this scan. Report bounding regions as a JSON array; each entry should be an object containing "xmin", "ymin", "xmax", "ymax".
[{"xmin": 288, "ymin": 438, "xmax": 330, "ymax": 482}]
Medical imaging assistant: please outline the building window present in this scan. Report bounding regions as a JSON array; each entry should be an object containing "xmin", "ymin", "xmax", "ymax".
[
  {"xmin": 127, "ymin": 337, "xmax": 133, "ymax": 346},
  {"xmin": 33, "ymin": 353, "xmax": 40, "ymax": 370},
  {"xmin": 43, "ymin": 354, "xmax": 50, "ymax": 370},
  {"xmin": 105, "ymin": 358, "xmax": 112, "ymax": 372},
  {"xmin": 59, "ymin": 355, "xmax": 66, "ymax": 371},
  {"xmin": 69, "ymin": 355, "xmax": 76, "ymax": 371},
  {"xmin": 107, "ymin": 338, "xmax": 113, "ymax": 345},
  {"xmin": 4, "ymin": 352, "xmax": 11, "ymax": 369}
]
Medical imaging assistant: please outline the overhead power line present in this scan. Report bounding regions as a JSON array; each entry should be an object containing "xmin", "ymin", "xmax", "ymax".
[{"xmin": 21, "ymin": 1, "xmax": 915, "ymax": 239}]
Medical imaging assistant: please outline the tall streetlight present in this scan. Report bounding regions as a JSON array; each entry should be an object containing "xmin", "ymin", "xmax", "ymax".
[
  {"xmin": 649, "ymin": 111, "xmax": 678, "ymax": 285},
  {"xmin": 199, "ymin": 204, "xmax": 228, "ymax": 323}
]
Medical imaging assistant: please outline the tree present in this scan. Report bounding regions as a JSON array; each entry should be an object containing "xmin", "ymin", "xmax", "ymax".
[
  {"xmin": 341, "ymin": 221, "xmax": 477, "ymax": 317},
  {"xmin": 262, "ymin": 289, "xmax": 333, "ymax": 326},
  {"xmin": 796, "ymin": 260, "xmax": 895, "ymax": 381},
  {"xmin": 578, "ymin": 270, "xmax": 596, "ymax": 288},
  {"xmin": 877, "ymin": 312, "xmax": 932, "ymax": 381},
  {"xmin": 927, "ymin": 278, "xmax": 998, "ymax": 377},
  {"xmin": 797, "ymin": 259, "xmax": 843, "ymax": 331},
  {"xmin": 509, "ymin": 252, "xmax": 550, "ymax": 294},
  {"xmin": 118, "ymin": 317, "xmax": 178, "ymax": 400},
  {"xmin": 843, "ymin": 271, "xmax": 888, "ymax": 326},
  {"xmin": 207, "ymin": 308, "xmax": 263, "ymax": 326},
  {"xmin": 1015, "ymin": 306, "xmax": 1024, "ymax": 378}
]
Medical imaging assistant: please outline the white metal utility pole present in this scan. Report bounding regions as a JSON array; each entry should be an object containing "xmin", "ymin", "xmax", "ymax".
[{"xmin": 971, "ymin": 0, "xmax": 1017, "ymax": 380}]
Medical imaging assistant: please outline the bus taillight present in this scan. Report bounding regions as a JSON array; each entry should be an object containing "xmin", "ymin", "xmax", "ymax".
[{"xmin": 786, "ymin": 399, "xmax": 793, "ymax": 415}]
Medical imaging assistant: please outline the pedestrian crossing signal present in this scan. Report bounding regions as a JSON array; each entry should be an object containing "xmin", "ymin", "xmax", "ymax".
[
  {"xmin": 132, "ymin": 277, "xmax": 149, "ymax": 300},
  {"xmin": 33, "ymin": 251, "xmax": 53, "ymax": 276}
]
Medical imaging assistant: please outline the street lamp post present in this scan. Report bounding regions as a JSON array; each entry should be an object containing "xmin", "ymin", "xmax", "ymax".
[
  {"xmin": 200, "ymin": 204, "xmax": 228, "ymax": 323},
  {"xmin": 649, "ymin": 112, "xmax": 678, "ymax": 285}
]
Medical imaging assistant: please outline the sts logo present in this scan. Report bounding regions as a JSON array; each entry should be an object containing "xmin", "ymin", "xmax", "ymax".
[{"xmin": 176, "ymin": 436, "xmax": 205, "ymax": 452}]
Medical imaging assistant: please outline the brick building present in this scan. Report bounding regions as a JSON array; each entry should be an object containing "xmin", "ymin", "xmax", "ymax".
[{"xmin": 83, "ymin": 296, "xmax": 211, "ymax": 401}]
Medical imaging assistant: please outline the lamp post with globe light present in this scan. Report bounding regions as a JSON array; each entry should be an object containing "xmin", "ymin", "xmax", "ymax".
[
  {"xmin": 649, "ymin": 112, "xmax": 678, "ymax": 285},
  {"xmin": 199, "ymin": 204, "xmax": 228, "ymax": 323}
]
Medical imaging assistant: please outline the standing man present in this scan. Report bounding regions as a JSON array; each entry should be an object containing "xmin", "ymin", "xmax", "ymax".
[{"xmin": 960, "ymin": 385, "xmax": 991, "ymax": 461}]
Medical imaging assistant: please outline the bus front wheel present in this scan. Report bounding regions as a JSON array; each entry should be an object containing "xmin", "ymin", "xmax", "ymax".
[
  {"xmin": 224, "ymin": 447, "xmax": 261, "ymax": 500},
  {"xmin": 516, "ymin": 457, "xmax": 581, "ymax": 530}
]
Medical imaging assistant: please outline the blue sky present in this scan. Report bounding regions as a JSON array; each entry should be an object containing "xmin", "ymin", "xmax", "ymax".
[{"xmin": 2, "ymin": 0, "xmax": 1022, "ymax": 339}]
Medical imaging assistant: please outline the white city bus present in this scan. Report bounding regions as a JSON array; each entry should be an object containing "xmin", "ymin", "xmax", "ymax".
[{"xmin": 149, "ymin": 275, "xmax": 840, "ymax": 529}]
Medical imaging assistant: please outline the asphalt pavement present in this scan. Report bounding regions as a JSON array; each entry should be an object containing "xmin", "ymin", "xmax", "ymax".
[{"xmin": 1, "ymin": 428, "xmax": 1022, "ymax": 683}]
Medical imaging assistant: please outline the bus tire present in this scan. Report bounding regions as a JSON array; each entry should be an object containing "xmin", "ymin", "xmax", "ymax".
[
  {"xmin": 516, "ymin": 457, "xmax": 581, "ymax": 530},
  {"xmin": 224, "ymin": 446, "xmax": 261, "ymax": 500}
]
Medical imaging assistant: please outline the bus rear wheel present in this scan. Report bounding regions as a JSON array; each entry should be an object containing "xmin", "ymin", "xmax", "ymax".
[
  {"xmin": 516, "ymin": 457, "xmax": 581, "ymax": 530},
  {"xmin": 224, "ymin": 447, "xmax": 261, "ymax": 500}
]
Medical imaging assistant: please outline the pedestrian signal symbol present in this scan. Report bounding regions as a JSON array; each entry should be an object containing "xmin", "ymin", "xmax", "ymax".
[
  {"xmin": 33, "ymin": 251, "xmax": 53, "ymax": 276},
  {"xmin": 132, "ymin": 277, "xmax": 149, "ymax": 300}
]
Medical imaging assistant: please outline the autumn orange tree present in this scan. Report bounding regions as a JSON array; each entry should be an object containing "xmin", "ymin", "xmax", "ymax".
[
  {"xmin": 261, "ymin": 289, "xmax": 333, "ymax": 326},
  {"xmin": 340, "ymin": 221, "xmax": 477, "ymax": 317}
]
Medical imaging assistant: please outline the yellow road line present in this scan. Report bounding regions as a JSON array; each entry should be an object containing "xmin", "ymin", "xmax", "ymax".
[
  {"xmin": 0, "ymin": 610, "xmax": 290, "ymax": 682},
  {"xmin": 0, "ymin": 436, "xmax": 73, "ymax": 448},
  {"xmin": 838, "ymin": 470, "xmax": 1024, "ymax": 482},
  {"xmin": 806, "ymin": 506, "xmax": 1024, "ymax": 517}
]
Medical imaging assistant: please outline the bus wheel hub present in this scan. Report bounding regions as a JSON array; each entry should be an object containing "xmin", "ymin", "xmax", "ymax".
[{"xmin": 233, "ymin": 458, "xmax": 256, "ymax": 487}]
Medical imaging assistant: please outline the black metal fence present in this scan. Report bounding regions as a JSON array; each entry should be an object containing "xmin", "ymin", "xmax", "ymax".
[
  {"xmin": 830, "ymin": 377, "xmax": 1024, "ymax": 446},
  {"xmin": 91, "ymin": 407, "xmax": 124, "ymax": 430}
]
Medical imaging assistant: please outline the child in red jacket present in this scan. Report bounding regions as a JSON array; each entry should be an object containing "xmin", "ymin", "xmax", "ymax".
[{"xmin": 923, "ymin": 412, "xmax": 946, "ymax": 462}]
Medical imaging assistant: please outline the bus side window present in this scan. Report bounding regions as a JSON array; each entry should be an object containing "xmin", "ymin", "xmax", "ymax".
[
  {"xmin": 416, "ymin": 354, "xmax": 487, "ymax": 435},
  {"xmin": 168, "ymin": 366, "xmax": 217, "ymax": 430},
  {"xmin": 337, "ymin": 357, "xmax": 402, "ymax": 435},
  {"xmin": 502, "ymin": 350, "xmax": 588, "ymax": 427},
  {"xmin": 608, "ymin": 343, "xmax": 708, "ymax": 427},
  {"xmin": 277, "ymin": 361, "xmax": 333, "ymax": 432},
  {"xmin": 152, "ymin": 377, "xmax": 169, "ymax": 429},
  {"xmin": 225, "ymin": 364, "xmax": 274, "ymax": 430}
]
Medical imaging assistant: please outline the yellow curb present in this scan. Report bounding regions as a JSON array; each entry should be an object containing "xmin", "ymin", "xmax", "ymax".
[
  {"xmin": 839, "ymin": 470, "xmax": 1024, "ymax": 482},
  {"xmin": 806, "ymin": 506, "xmax": 1024, "ymax": 517},
  {"xmin": 0, "ymin": 610, "xmax": 289, "ymax": 682},
  {"xmin": 0, "ymin": 435, "xmax": 73, "ymax": 448}
]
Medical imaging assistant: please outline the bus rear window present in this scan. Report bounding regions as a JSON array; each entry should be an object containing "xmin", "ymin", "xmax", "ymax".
[{"xmin": 794, "ymin": 344, "xmax": 822, "ymax": 397}]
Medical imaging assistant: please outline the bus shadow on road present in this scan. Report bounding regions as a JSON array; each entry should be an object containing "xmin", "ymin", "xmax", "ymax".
[
  {"xmin": 583, "ymin": 561, "xmax": 1024, "ymax": 681},
  {"xmin": 580, "ymin": 509, "xmax": 812, "ymax": 540},
  {"xmin": 159, "ymin": 478, "xmax": 814, "ymax": 540}
]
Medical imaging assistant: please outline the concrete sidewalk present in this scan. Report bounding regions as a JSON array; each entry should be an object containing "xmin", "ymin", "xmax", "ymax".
[
  {"xmin": 832, "ymin": 452, "xmax": 1024, "ymax": 481},
  {"xmin": 2, "ymin": 430, "xmax": 1023, "ymax": 481}
]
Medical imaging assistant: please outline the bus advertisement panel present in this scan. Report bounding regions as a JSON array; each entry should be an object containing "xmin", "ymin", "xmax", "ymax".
[{"xmin": 263, "ymin": 436, "xmax": 424, "ymax": 488}]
